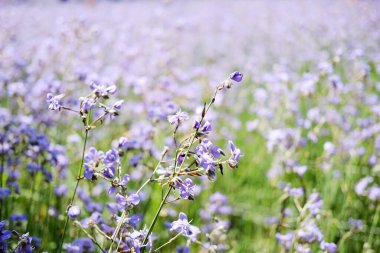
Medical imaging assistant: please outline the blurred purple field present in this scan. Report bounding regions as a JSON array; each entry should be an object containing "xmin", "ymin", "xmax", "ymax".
[{"xmin": 1, "ymin": 0, "xmax": 380, "ymax": 252}]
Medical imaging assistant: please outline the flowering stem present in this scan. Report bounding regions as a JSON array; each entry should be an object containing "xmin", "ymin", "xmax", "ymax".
[
  {"xmin": 107, "ymin": 148, "xmax": 169, "ymax": 253},
  {"xmin": 141, "ymin": 186, "xmax": 173, "ymax": 253},
  {"xmin": 58, "ymin": 129, "xmax": 89, "ymax": 253},
  {"xmin": 140, "ymin": 89, "xmax": 219, "ymax": 253}
]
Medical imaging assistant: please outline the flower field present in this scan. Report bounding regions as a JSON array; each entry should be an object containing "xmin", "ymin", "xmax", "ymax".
[{"xmin": 1, "ymin": 1, "xmax": 380, "ymax": 252}]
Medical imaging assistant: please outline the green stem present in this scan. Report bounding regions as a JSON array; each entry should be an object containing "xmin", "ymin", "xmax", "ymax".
[
  {"xmin": 368, "ymin": 202, "xmax": 380, "ymax": 249},
  {"xmin": 154, "ymin": 231, "xmax": 182, "ymax": 252},
  {"xmin": 141, "ymin": 186, "xmax": 173, "ymax": 253},
  {"xmin": 58, "ymin": 130, "xmax": 89, "ymax": 253},
  {"xmin": 0, "ymin": 154, "xmax": 4, "ymax": 220}
]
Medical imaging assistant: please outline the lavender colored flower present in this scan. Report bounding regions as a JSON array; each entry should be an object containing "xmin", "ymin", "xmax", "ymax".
[
  {"xmin": 276, "ymin": 232, "xmax": 294, "ymax": 250},
  {"xmin": 103, "ymin": 149, "xmax": 120, "ymax": 168},
  {"xmin": 355, "ymin": 176, "xmax": 373, "ymax": 196},
  {"xmin": 10, "ymin": 213, "xmax": 27, "ymax": 224},
  {"xmin": 323, "ymin": 142, "xmax": 336, "ymax": 156},
  {"xmin": 80, "ymin": 212, "xmax": 102, "ymax": 228},
  {"xmin": 170, "ymin": 212, "xmax": 200, "ymax": 242},
  {"xmin": 177, "ymin": 153, "xmax": 185, "ymax": 166},
  {"xmin": 83, "ymin": 163, "xmax": 94, "ymax": 180},
  {"xmin": 307, "ymin": 193, "xmax": 323, "ymax": 216},
  {"xmin": 84, "ymin": 147, "xmax": 104, "ymax": 164},
  {"xmin": 46, "ymin": 93, "xmax": 65, "ymax": 110},
  {"xmin": 90, "ymin": 83, "xmax": 117, "ymax": 98},
  {"xmin": 15, "ymin": 233, "xmax": 33, "ymax": 253},
  {"xmin": 229, "ymin": 71, "xmax": 244, "ymax": 82},
  {"xmin": 167, "ymin": 110, "xmax": 189, "ymax": 125},
  {"xmin": 112, "ymin": 100, "xmax": 124, "ymax": 111},
  {"xmin": 125, "ymin": 230, "xmax": 143, "ymax": 252},
  {"xmin": 368, "ymin": 185, "xmax": 380, "ymax": 201},
  {"xmin": 129, "ymin": 154, "xmax": 143, "ymax": 167},
  {"xmin": 288, "ymin": 187, "xmax": 304, "ymax": 197},
  {"xmin": 80, "ymin": 97, "xmax": 95, "ymax": 111},
  {"xmin": 348, "ymin": 218, "xmax": 363, "ymax": 230},
  {"xmin": 227, "ymin": 140, "xmax": 241, "ymax": 168},
  {"xmin": 297, "ymin": 222, "xmax": 323, "ymax": 243},
  {"xmin": 64, "ymin": 238, "xmax": 95, "ymax": 253},
  {"xmin": 0, "ymin": 188, "xmax": 10, "ymax": 199},
  {"xmin": 320, "ymin": 241, "xmax": 337, "ymax": 253},
  {"xmin": 103, "ymin": 167, "xmax": 116, "ymax": 179},
  {"xmin": 0, "ymin": 221, "xmax": 11, "ymax": 252},
  {"xmin": 115, "ymin": 193, "xmax": 140, "ymax": 210},
  {"xmin": 120, "ymin": 174, "xmax": 130, "ymax": 185},
  {"xmin": 176, "ymin": 178, "xmax": 195, "ymax": 200},
  {"xmin": 176, "ymin": 246, "xmax": 190, "ymax": 253},
  {"xmin": 194, "ymin": 120, "xmax": 212, "ymax": 136},
  {"xmin": 293, "ymin": 165, "xmax": 308, "ymax": 176},
  {"xmin": 54, "ymin": 185, "xmax": 68, "ymax": 197},
  {"xmin": 68, "ymin": 206, "xmax": 81, "ymax": 219}
]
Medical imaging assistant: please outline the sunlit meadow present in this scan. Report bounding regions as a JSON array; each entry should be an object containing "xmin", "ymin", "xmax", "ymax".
[{"xmin": 1, "ymin": 0, "xmax": 380, "ymax": 252}]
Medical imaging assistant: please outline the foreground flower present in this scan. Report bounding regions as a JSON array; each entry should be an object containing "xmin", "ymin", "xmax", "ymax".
[
  {"xmin": 46, "ymin": 93, "xmax": 65, "ymax": 110},
  {"xmin": 228, "ymin": 141, "xmax": 241, "ymax": 168},
  {"xmin": 68, "ymin": 206, "xmax": 81, "ymax": 219},
  {"xmin": 103, "ymin": 149, "xmax": 120, "ymax": 168},
  {"xmin": 170, "ymin": 213, "xmax": 200, "ymax": 242},
  {"xmin": 0, "ymin": 221, "xmax": 11, "ymax": 252},
  {"xmin": 176, "ymin": 178, "xmax": 195, "ymax": 200},
  {"xmin": 15, "ymin": 233, "xmax": 33, "ymax": 253},
  {"xmin": 168, "ymin": 110, "xmax": 189, "ymax": 125},
  {"xmin": 229, "ymin": 71, "xmax": 244, "ymax": 82},
  {"xmin": 115, "ymin": 193, "xmax": 140, "ymax": 210}
]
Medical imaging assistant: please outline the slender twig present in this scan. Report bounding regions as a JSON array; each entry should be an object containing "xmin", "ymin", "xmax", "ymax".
[
  {"xmin": 58, "ymin": 130, "xmax": 89, "ymax": 253},
  {"xmin": 61, "ymin": 106, "xmax": 80, "ymax": 114},
  {"xmin": 154, "ymin": 232, "xmax": 182, "ymax": 252},
  {"xmin": 368, "ymin": 202, "xmax": 380, "ymax": 249},
  {"xmin": 141, "ymin": 186, "xmax": 173, "ymax": 253}
]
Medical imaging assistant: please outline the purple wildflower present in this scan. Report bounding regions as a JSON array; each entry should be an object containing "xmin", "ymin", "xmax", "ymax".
[
  {"xmin": 0, "ymin": 188, "xmax": 10, "ymax": 199},
  {"xmin": 84, "ymin": 147, "xmax": 104, "ymax": 164},
  {"xmin": 170, "ymin": 212, "xmax": 200, "ymax": 242},
  {"xmin": 46, "ymin": 93, "xmax": 65, "ymax": 110},
  {"xmin": 15, "ymin": 233, "xmax": 33, "ymax": 253},
  {"xmin": 229, "ymin": 71, "xmax": 244, "ymax": 82},
  {"xmin": 176, "ymin": 178, "xmax": 195, "ymax": 200},
  {"xmin": 276, "ymin": 232, "xmax": 294, "ymax": 250},
  {"xmin": 168, "ymin": 110, "xmax": 189, "ymax": 125},
  {"xmin": 355, "ymin": 176, "xmax": 373, "ymax": 196},
  {"xmin": 80, "ymin": 97, "xmax": 96, "ymax": 111},
  {"xmin": 68, "ymin": 206, "xmax": 81, "ymax": 219},
  {"xmin": 64, "ymin": 238, "xmax": 95, "ymax": 253},
  {"xmin": 115, "ymin": 193, "xmax": 140, "ymax": 210},
  {"xmin": 320, "ymin": 241, "xmax": 337, "ymax": 253},
  {"xmin": 103, "ymin": 149, "xmax": 120, "ymax": 167},
  {"xmin": 54, "ymin": 185, "xmax": 68, "ymax": 197},
  {"xmin": 228, "ymin": 140, "xmax": 241, "ymax": 168},
  {"xmin": 0, "ymin": 221, "xmax": 11, "ymax": 252}
]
